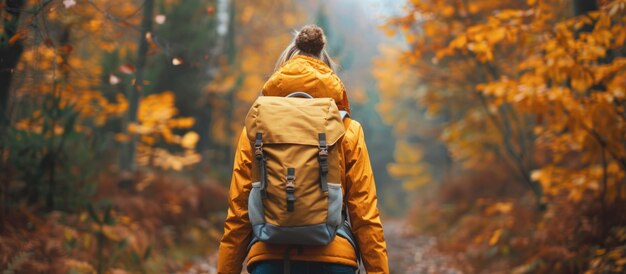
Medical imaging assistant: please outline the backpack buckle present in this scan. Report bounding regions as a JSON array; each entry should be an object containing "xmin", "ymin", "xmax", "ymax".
[
  {"xmin": 318, "ymin": 146, "xmax": 328, "ymax": 159},
  {"xmin": 254, "ymin": 132, "xmax": 264, "ymax": 160},
  {"xmin": 254, "ymin": 145, "xmax": 264, "ymax": 160},
  {"xmin": 286, "ymin": 172, "xmax": 296, "ymax": 191},
  {"xmin": 286, "ymin": 168, "xmax": 296, "ymax": 212},
  {"xmin": 318, "ymin": 146, "xmax": 329, "ymax": 174},
  {"xmin": 254, "ymin": 132, "xmax": 267, "ymax": 198},
  {"xmin": 317, "ymin": 133, "xmax": 329, "ymax": 192}
]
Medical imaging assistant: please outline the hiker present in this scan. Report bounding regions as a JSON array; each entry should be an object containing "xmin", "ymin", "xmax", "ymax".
[{"xmin": 217, "ymin": 25, "xmax": 389, "ymax": 274}]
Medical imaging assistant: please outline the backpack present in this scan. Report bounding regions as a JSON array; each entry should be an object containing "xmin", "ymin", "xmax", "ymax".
[{"xmin": 244, "ymin": 92, "xmax": 357, "ymax": 250}]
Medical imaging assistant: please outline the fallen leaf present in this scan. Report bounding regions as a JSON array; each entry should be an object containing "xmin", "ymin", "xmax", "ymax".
[{"xmin": 489, "ymin": 229, "xmax": 503, "ymax": 246}]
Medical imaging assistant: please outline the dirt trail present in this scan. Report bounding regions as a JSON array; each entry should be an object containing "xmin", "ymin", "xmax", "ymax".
[
  {"xmin": 383, "ymin": 219, "xmax": 462, "ymax": 274},
  {"xmin": 191, "ymin": 219, "xmax": 463, "ymax": 274}
]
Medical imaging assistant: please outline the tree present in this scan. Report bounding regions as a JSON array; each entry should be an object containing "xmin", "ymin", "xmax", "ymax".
[
  {"xmin": 0, "ymin": 0, "xmax": 26, "ymax": 125},
  {"xmin": 380, "ymin": 0, "xmax": 626, "ymax": 271},
  {"xmin": 119, "ymin": 0, "xmax": 155, "ymax": 179}
]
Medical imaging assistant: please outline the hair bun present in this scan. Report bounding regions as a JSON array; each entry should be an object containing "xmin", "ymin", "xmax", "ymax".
[{"xmin": 295, "ymin": 25, "xmax": 326, "ymax": 55}]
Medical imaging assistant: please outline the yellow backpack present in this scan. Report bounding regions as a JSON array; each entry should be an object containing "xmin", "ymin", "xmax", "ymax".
[{"xmin": 244, "ymin": 92, "xmax": 355, "ymax": 248}]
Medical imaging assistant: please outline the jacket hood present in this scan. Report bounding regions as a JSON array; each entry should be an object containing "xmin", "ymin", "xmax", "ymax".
[{"xmin": 262, "ymin": 55, "xmax": 351, "ymax": 113}]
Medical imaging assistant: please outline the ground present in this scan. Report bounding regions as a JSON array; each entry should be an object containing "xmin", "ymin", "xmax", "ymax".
[
  {"xmin": 383, "ymin": 219, "xmax": 462, "ymax": 274},
  {"xmin": 189, "ymin": 219, "xmax": 463, "ymax": 274}
]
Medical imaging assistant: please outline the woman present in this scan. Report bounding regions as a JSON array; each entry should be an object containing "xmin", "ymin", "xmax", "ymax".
[{"xmin": 217, "ymin": 25, "xmax": 389, "ymax": 274}]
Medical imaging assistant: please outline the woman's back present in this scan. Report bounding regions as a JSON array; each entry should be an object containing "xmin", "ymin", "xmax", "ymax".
[{"xmin": 217, "ymin": 24, "xmax": 389, "ymax": 274}]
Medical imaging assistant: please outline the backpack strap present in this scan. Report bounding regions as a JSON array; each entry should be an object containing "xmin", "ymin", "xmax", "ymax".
[
  {"xmin": 283, "ymin": 245, "xmax": 303, "ymax": 274},
  {"xmin": 339, "ymin": 208, "xmax": 363, "ymax": 272},
  {"xmin": 337, "ymin": 219, "xmax": 360, "ymax": 257},
  {"xmin": 318, "ymin": 133, "xmax": 329, "ymax": 192},
  {"xmin": 284, "ymin": 246, "xmax": 292, "ymax": 274},
  {"xmin": 286, "ymin": 91, "xmax": 313, "ymax": 98},
  {"xmin": 254, "ymin": 132, "xmax": 268, "ymax": 199}
]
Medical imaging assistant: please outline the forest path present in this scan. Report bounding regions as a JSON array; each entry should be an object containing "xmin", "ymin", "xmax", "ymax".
[
  {"xmin": 194, "ymin": 219, "xmax": 463, "ymax": 274},
  {"xmin": 383, "ymin": 219, "xmax": 463, "ymax": 274}
]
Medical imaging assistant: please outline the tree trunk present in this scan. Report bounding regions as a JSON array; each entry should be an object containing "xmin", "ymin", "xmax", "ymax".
[
  {"xmin": 0, "ymin": 0, "xmax": 26, "ymax": 126},
  {"xmin": 0, "ymin": 0, "xmax": 25, "ymax": 222},
  {"xmin": 572, "ymin": 0, "xmax": 599, "ymax": 16},
  {"xmin": 119, "ymin": 0, "xmax": 154, "ymax": 184}
]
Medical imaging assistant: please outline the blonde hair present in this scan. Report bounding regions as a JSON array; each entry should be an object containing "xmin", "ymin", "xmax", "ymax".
[{"xmin": 274, "ymin": 30, "xmax": 338, "ymax": 72}]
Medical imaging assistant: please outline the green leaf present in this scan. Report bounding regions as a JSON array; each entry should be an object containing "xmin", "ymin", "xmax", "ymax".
[
  {"xmin": 143, "ymin": 246, "xmax": 152, "ymax": 261},
  {"xmin": 63, "ymin": 112, "xmax": 78, "ymax": 137},
  {"xmin": 118, "ymin": 238, "xmax": 128, "ymax": 249},
  {"xmin": 84, "ymin": 183, "xmax": 97, "ymax": 197},
  {"xmin": 131, "ymin": 252, "xmax": 141, "ymax": 265},
  {"xmin": 87, "ymin": 204, "xmax": 101, "ymax": 224},
  {"xmin": 103, "ymin": 205, "xmax": 115, "ymax": 225}
]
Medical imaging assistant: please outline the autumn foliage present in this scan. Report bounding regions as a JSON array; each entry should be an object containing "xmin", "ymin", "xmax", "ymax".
[
  {"xmin": 0, "ymin": 0, "xmax": 320, "ymax": 271},
  {"xmin": 379, "ymin": 0, "xmax": 626, "ymax": 272},
  {"xmin": 4, "ymin": 0, "xmax": 626, "ymax": 272},
  {"xmin": 1, "ymin": 0, "xmax": 272, "ymax": 272}
]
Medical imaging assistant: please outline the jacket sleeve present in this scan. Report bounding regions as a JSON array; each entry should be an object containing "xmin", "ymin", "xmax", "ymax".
[
  {"xmin": 344, "ymin": 123, "xmax": 389, "ymax": 274},
  {"xmin": 217, "ymin": 129, "xmax": 253, "ymax": 274}
]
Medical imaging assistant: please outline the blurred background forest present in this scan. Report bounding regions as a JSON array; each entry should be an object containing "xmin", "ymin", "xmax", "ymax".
[{"xmin": 1, "ymin": 0, "xmax": 626, "ymax": 273}]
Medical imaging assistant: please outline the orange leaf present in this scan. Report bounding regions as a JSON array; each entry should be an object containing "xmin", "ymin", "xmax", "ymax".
[
  {"xmin": 59, "ymin": 44, "xmax": 73, "ymax": 54},
  {"xmin": 489, "ymin": 229, "xmax": 503, "ymax": 246},
  {"xmin": 8, "ymin": 30, "xmax": 28, "ymax": 45}
]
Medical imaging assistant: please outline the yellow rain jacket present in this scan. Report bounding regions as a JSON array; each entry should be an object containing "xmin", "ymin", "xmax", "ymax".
[{"xmin": 217, "ymin": 55, "xmax": 389, "ymax": 274}]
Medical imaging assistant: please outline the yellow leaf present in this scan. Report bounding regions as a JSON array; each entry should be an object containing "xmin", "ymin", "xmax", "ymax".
[
  {"xmin": 181, "ymin": 131, "xmax": 199, "ymax": 149},
  {"xmin": 64, "ymin": 228, "xmax": 76, "ymax": 241},
  {"xmin": 403, "ymin": 176, "xmax": 431, "ymax": 190},
  {"xmin": 468, "ymin": 3, "xmax": 479, "ymax": 13},
  {"xmin": 486, "ymin": 202, "xmax": 513, "ymax": 215},
  {"xmin": 489, "ymin": 228, "xmax": 503, "ymax": 246},
  {"xmin": 449, "ymin": 35, "xmax": 468, "ymax": 49},
  {"xmin": 63, "ymin": 258, "xmax": 95, "ymax": 274},
  {"xmin": 102, "ymin": 226, "xmax": 122, "ymax": 241},
  {"xmin": 608, "ymin": 250, "xmax": 622, "ymax": 259},
  {"xmin": 115, "ymin": 133, "xmax": 131, "ymax": 142},
  {"xmin": 442, "ymin": 5, "xmax": 455, "ymax": 17},
  {"xmin": 487, "ymin": 27, "xmax": 506, "ymax": 44},
  {"xmin": 169, "ymin": 117, "xmax": 195, "ymax": 128},
  {"xmin": 140, "ymin": 135, "xmax": 156, "ymax": 145}
]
